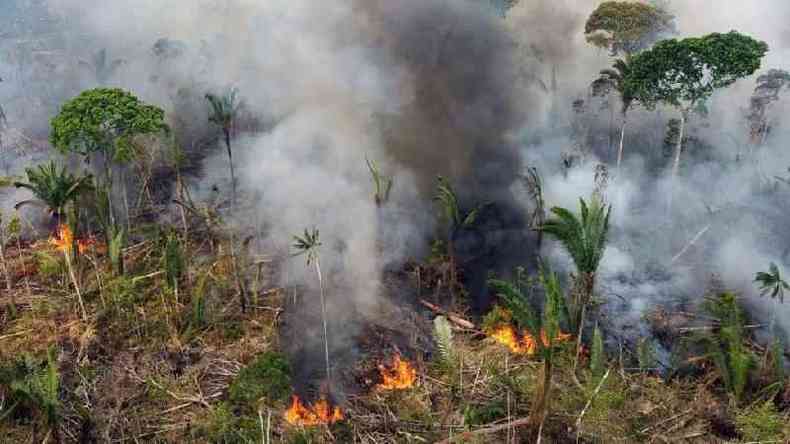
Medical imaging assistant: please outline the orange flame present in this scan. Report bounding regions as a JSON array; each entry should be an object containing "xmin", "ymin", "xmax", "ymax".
[
  {"xmin": 49, "ymin": 224, "xmax": 93, "ymax": 254},
  {"xmin": 284, "ymin": 395, "xmax": 343, "ymax": 427},
  {"xmin": 490, "ymin": 325, "xmax": 572, "ymax": 355},
  {"xmin": 377, "ymin": 354, "xmax": 417, "ymax": 390}
]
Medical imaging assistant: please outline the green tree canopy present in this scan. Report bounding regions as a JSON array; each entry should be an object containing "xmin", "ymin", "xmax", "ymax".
[
  {"xmin": 626, "ymin": 31, "xmax": 769, "ymax": 112},
  {"xmin": 50, "ymin": 88, "xmax": 168, "ymax": 158},
  {"xmin": 585, "ymin": 1, "xmax": 674, "ymax": 56}
]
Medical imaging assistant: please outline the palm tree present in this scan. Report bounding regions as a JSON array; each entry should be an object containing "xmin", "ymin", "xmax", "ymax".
[
  {"xmin": 541, "ymin": 196, "xmax": 610, "ymax": 381},
  {"xmin": 14, "ymin": 161, "xmax": 92, "ymax": 226},
  {"xmin": 79, "ymin": 48, "xmax": 125, "ymax": 85},
  {"xmin": 206, "ymin": 88, "xmax": 241, "ymax": 208},
  {"xmin": 523, "ymin": 166, "xmax": 545, "ymax": 252},
  {"xmin": 434, "ymin": 176, "xmax": 487, "ymax": 303},
  {"xmin": 755, "ymin": 262, "xmax": 789, "ymax": 304},
  {"xmin": 292, "ymin": 228, "xmax": 331, "ymax": 383},
  {"xmin": 754, "ymin": 262, "xmax": 788, "ymax": 334},
  {"xmin": 488, "ymin": 265, "xmax": 565, "ymax": 433},
  {"xmin": 591, "ymin": 57, "xmax": 634, "ymax": 171}
]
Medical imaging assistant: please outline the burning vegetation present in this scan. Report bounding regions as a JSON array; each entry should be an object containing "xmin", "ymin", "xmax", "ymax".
[
  {"xmin": 376, "ymin": 354, "xmax": 417, "ymax": 390},
  {"xmin": 489, "ymin": 325, "xmax": 572, "ymax": 355},
  {"xmin": 284, "ymin": 395, "xmax": 344, "ymax": 427},
  {"xmin": 1, "ymin": 0, "xmax": 790, "ymax": 443}
]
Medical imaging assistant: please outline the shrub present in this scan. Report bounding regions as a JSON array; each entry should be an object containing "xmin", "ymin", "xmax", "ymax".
[
  {"xmin": 736, "ymin": 401, "xmax": 787, "ymax": 442},
  {"xmin": 229, "ymin": 352, "xmax": 291, "ymax": 408}
]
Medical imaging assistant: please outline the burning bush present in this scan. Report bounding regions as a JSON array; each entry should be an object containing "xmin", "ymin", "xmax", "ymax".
[
  {"xmin": 377, "ymin": 354, "xmax": 417, "ymax": 391},
  {"xmin": 284, "ymin": 395, "xmax": 343, "ymax": 427}
]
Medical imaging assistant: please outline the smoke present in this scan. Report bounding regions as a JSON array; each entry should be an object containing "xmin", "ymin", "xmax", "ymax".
[{"xmin": 2, "ymin": 0, "xmax": 790, "ymax": 382}]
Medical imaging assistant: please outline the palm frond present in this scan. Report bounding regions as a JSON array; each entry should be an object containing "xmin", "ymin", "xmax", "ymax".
[
  {"xmin": 292, "ymin": 228, "xmax": 321, "ymax": 266},
  {"xmin": 541, "ymin": 196, "xmax": 611, "ymax": 275}
]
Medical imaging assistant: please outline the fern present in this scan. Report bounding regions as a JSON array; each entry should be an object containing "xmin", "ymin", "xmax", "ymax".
[
  {"xmin": 433, "ymin": 316, "xmax": 455, "ymax": 368},
  {"xmin": 697, "ymin": 292, "xmax": 755, "ymax": 403}
]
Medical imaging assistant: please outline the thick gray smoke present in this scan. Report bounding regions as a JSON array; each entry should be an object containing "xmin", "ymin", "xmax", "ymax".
[{"xmin": 2, "ymin": 0, "xmax": 790, "ymax": 381}]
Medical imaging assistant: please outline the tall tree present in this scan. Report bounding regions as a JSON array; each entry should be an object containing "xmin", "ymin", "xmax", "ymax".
[
  {"xmin": 205, "ymin": 88, "xmax": 242, "ymax": 208},
  {"xmin": 592, "ymin": 57, "xmax": 635, "ymax": 170},
  {"xmin": 50, "ymin": 88, "xmax": 168, "ymax": 228},
  {"xmin": 746, "ymin": 69, "xmax": 790, "ymax": 149},
  {"xmin": 292, "ymin": 228, "xmax": 331, "ymax": 383},
  {"xmin": 585, "ymin": 1, "xmax": 674, "ymax": 57},
  {"xmin": 626, "ymin": 31, "xmax": 768, "ymax": 208}
]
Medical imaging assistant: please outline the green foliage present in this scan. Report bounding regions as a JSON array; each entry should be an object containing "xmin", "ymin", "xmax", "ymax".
[
  {"xmin": 229, "ymin": 352, "xmax": 292, "ymax": 408},
  {"xmin": 366, "ymin": 156, "xmax": 393, "ymax": 207},
  {"xmin": 542, "ymin": 196, "xmax": 611, "ymax": 276},
  {"xmin": 434, "ymin": 176, "xmax": 486, "ymax": 230},
  {"xmin": 50, "ymin": 88, "xmax": 168, "ymax": 157},
  {"xmin": 735, "ymin": 400, "xmax": 787, "ymax": 442},
  {"xmin": 35, "ymin": 251, "xmax": 65, "ymax": 279},
  {"xmin": 292, "ymin": 228, "xmax": 321, "ymax": 267},
  {"xmin": 0, "ymin": 347, "xmax": 60, "ymax": 433},
  {"xmin": 696, "ymin": 292, "xmax": 754, "ymax": 403},
  {"xmin": 590, "ymin": 326, "xmax": 605, "ymax": 379},
  {"xmin": 432, "ymin": 316, "xmax": 455, "ymax": 369},
  {"xmin": 463, "ymin": 400, "xmax": 506, "ymax": 426},
  {"xmin": 488, "ymin": 265, "xmax": 567, "ymax": 359},
  {"xmin": 163, "ymin": 232, "xmax": 184, "ymax": 289},
  {"xmin": 626, "ymin": 32, "xmax": 769, "ymax": 112},
  {"xmin": 592, "ymin": 57, "xmax": 635, "ymax": 115},
  {"xmin": 13, "ymin": 161, "xmax": 93, "ymax": 217},
  {"xmin": 584, "ymin": 1, "xmax": 674, "ymax": 56},
  {"xmin": 637, "ymin": 338, "xmax": 657, "ymax": 372},
  {"xmin": 194, "ymin": 402, "xmax": 260, "ymax": 443},
  {"xmin": 754, "ymin": 262, "xmax": 789, "ymax": 303},
  {"xmin": 205, "ymin": 88, "xmax": 241, "ymax": 133},
  {"xmin": 108, "ymin": 225, "xmax": 126, "ymax": 275}
]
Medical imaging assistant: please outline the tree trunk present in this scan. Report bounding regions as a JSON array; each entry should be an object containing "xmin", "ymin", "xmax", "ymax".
[
  {"xmin": 224, "ymin": 129, "xmax": 236, "ymax": 209},
  {"xmin": 668, "ymin": 110, "xmax": 686, "ymax": 213},
  {"xmin": 528, "ymin": 357, "xmax": 553, "ymax": 429},
  {"xmin": 616, "ymin": 113, "xmax": 627, "ymax": 171},
  {"xmin": 315, "ymin": 259, "xmax": 331, "ymax": 383}
]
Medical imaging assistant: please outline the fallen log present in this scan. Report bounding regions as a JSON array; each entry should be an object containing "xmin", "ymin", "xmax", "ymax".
[
  {"xmin": 418, "ymin": 299, "xmax": 476, "ymax": 330},
  {"xmin": 436, "ymin": 416, "xmax": 535, "ymax": 444}
]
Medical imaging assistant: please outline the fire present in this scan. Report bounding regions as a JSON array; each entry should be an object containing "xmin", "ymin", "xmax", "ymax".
[
  {"xmin": 49, "ymin": 224, "xmax": 94, "ymax": 254},
  {"xmin": 490, "ymin": 325, "xmax": 572, "ymax": 355},
  {"xmin": 284, "ymin": 395, "xmax": 343, "ymax": 427},
  {"xmin": 377, "ymin": 354, "xmax": 417, "ymax": 390}
]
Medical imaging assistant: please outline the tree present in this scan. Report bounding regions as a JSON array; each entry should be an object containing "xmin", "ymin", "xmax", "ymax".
[
  {"xmin": 592, "ymin": 57, "xmax": 635, "ymax": 170},
  {"xmin": 434, "ymin": 176, "xmax": 487, "ymax": 303},
  {"xmin": 754, "ymin": 262, "xmax": 788, "ymax": 335},
  {"xmin": 746, "ymin": 69, "xmax": 790, "ymax": 148},
  {"xmin": 522, "ymin": 166, "xmax": 545, "ymax": 253},
  {"xmin": 292, "ymin": 228, "xmax": 331, "ymax": 383},
  {"xmin": 79, "ymin": 48, "xmax": 125, "ymax": 85},
  {"xmin": 626, "ymin": 31, "xmax": 768, "ymax": 208},
  {"xmin": 488, "ymin": 265, "xmax": 566, "ymax": 432},
  {"xmin": 585, "ymin": 1, "xmax": 674, "ymax": 57},
  {"xmin": 13, "ymin": 161, "xmax": 92, "ymax": 225},
  {"xmin": 541, "ymin": 196, "xmax": 610, "ymax": 354},
  {"xmin": 50, "ymin": 88, "xmax": 168, "ymax": 228},
  {"xmin": 205, "ymin": 88, "xmax": 242, "ymax": 208}
]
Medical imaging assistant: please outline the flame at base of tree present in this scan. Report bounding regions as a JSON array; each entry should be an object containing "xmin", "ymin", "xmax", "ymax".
[
  {"xmin": 284, "ymin": 395, "xmax": 343, "ymax": 427},
  {"xmin": 377, "ymin": 354, "xmax": 417, "ymax": 390},
  {"xmin": 49, "ymin": 224, "xmax": 94, "ymax": 254},
  {"xmin": 490, "ymin": 325, "xmax": 572, "ymax": 355}
]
